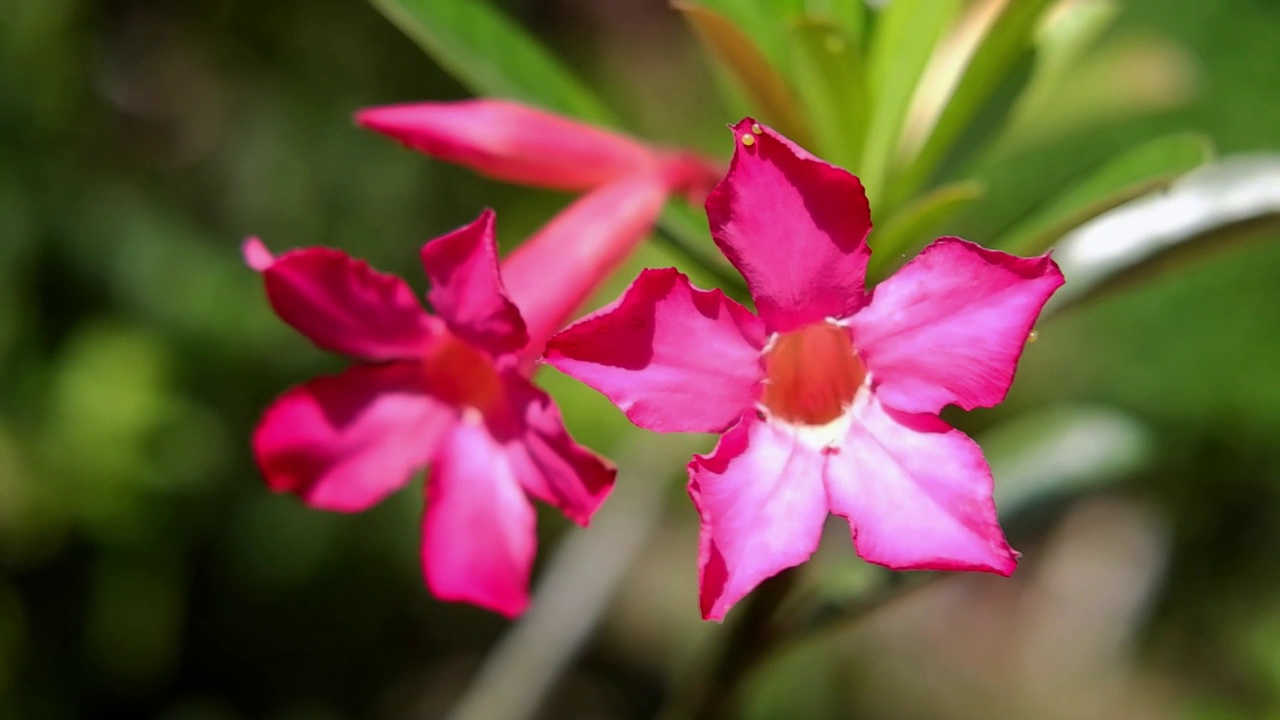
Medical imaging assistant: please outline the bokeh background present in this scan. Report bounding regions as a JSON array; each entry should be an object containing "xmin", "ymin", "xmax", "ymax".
[{"xmin": 2, "ymin": 0, "xmax": 1279, "ymax": 718}]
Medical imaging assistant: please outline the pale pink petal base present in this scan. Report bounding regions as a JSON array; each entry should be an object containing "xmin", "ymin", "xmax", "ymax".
[
  {"xmin": 545, "ymin": 268, "xmax": 766, "ymax": 434},
  {"xmin": 253, "ymin": 363, "xmax": 455, "ymax": 512},
  {"xmin": 705, "ymin": 118, "xmax": 872, "ymax": 332},
  {"xmin": 423, "ymin": 420, "xmax": 536, "ymax": 618},
  {"xmin": 826, "ymin": 393, "xmax": 1017, "ymax": 575},
  {"xmin": 690, "ymin": 419, "xmax": 829, "ymax": 620},
  {"xmin": 850, "ymin": 238, "xmax": 1064, "ymax": 414}
]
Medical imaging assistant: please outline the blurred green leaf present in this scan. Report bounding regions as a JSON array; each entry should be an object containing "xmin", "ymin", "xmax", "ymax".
[
  {"xmin": 368, "ymin": 0, "xmax": 614, "ymax": 123},
  {"xmin": 861, "ymin": 0, "xmax": 961, "ymax": 206},
  {"xmin": 1020, "ymin": 0, "xmax": 1120, "ymax": 111},
  {"xmin": 787, "ymin": 19, "xmax": 866, "ymax": 169},
  {"xmin": 984, "ymin": 404, "xmax": 1154, "ymax": 519},
  {"xmin": 1000, "ymin": 132, "xmax": 1214, "ymax": 254},
  {"xmin": 889, "ymin": 0, "xmax": 1055, "ymax": 207},
  {"xmin": 868, "ymin": 180, "xmax": 984, "ymax": 277},
  {"xmin": 675, "ymin": 2, "xmax": 811, "ymax": 145},
  {"xmin": 802, "ymin": 0, "xmax": 865, "ymax": 47},
  {"xmin": 1048, "ymin": 155, "xmax": 1280, "ymax": 312}
]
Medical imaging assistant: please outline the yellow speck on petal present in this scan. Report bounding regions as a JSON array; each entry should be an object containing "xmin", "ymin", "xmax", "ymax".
[
  {"xmin": 1028, "ymin": 329, "xmax": 1039, "ymax": 343},
  {"xmin": 741, "ymin": 133, "xmax": 756, "ymax": 146},
  {"xmin": 751, "ymin": 123, "xmax": 763, "ymax": 135}
]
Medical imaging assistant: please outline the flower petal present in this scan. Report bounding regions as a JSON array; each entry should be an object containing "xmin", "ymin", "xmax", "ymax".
[
  {"xmin": 496, "ymin": 373, "xmax": 616, "ymax": 526},
  {"xmin": 252, "ymin": 363, "xmax": 455, "ymax": 512},
  {"xmin": 420, "ymin": 210, "xmax": 529, "ymax": 356},
  {"xmin": 501, "ymin": 173, "xmax": 671, "ymax": 364},
  {"xmin": 705, "ymin": 118, "xmax": 872, "ymax": 332},
  {"xmin": 422, "ymin": 419, "xmax": 536, "ymax": 618},
  {"xmin": 690, "ymin": 418, "xmax": 829, "ymax": 621},
  {"xmin": 250, "ymin": 241, "xmax": 438, "ymax": 361},
  {"xmin": 545, "ymin": 268, "xmax": 766, "ymax": 434},
  {"xmin": 356, "ymin": 100, "xmax": 659, "ymax": 191},
  {"xmin": 849, "ymin": 238, "xmax": 1064, "ymax": 414},
  {"xmin": 826, "ymin": 393, "xmax": 1017, "ymax": 574}
]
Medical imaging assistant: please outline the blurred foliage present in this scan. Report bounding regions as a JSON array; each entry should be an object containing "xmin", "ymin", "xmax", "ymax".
[{"xmin": 0, "ymin": 0, "xmax": 1278, "ymax": 718}]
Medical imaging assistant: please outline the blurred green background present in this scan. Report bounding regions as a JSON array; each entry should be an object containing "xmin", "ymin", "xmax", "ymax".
[{"xmin": 1, "ymin": 0, "xmax": 1278, "ymax": 718}]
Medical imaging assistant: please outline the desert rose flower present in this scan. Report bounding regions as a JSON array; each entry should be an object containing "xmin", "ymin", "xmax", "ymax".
[
  {"xmin": 545, "ymin": 119, "xmax": 1065, "ymax": 620},
  {"xmin": 356, "ymin": 99, "xmax": 721, "ymax": 202},
  {"xmin": 246, "ymin": 170, "xmax": 675, "ymax": 617}
]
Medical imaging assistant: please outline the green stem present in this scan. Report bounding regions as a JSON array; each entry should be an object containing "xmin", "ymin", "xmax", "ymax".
[
  {"xmin": 657, "ymin": 567, "xmax": 800, "ymax": 720},
  {"xmin": 651, "ymin": 220, "xmax": 750, "ymax": 302}
]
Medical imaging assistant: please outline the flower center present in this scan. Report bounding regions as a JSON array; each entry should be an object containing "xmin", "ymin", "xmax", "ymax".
[
  {"xmin": 421, "ymin": 334, "xmax": 505, "ymax": 414},
  {"xmin": 760, "ymin": 321, "xmax": 866, "ymax": 426}
]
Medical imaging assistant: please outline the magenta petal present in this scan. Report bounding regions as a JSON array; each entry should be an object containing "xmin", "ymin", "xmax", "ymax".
[
  {"xmin": 420, "ymin": 210, "xmax": 529, "ymax": 356},
  {"xmin": 498, "ymin": 373, "xmax": 616, "ymax": 525},
  {"xmin": 545, "ymin": 268, "xmax": 766, "ymax": 434},
  {"xmin": 827, "ymin": 393, "xmax": 1017, "ymax": 575},
  {"xmin": 252, "ymin": 363, "xmax": 455, "ymax": 512},
  {"xmin": 705, "ymin": 118, "xmax": 872, "ymax": 332},
  {"xmin": 252, "ymin": 241, "xmax": 438, "ymax": 361},
  {"xmin": 850, "ymin": 238, "xmax": 1064, "ymax": 414},
  {"xmin": 690, "ymin": 419, "xmax": 828, "ymax": 621},
  {"xmin": 422, "ymin": 420, "xmax": 536, "ymax": 618},
  {"xmin": 356, "ymin": 100, "xmax": 658, "ymax": 191}
]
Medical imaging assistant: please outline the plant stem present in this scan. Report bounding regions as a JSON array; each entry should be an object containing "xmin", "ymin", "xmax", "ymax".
[{"xmin": 657, "ymin": 567, "xmax": 800, "ymax": 720}]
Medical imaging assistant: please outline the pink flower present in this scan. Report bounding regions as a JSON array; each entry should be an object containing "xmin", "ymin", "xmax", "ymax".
[
  {"xmin": 355, "ymin": 99, "xmax": 719, "ymax": 201},
  {"xmin": 246, "ymin": 200, "xmax": 650, "ymax": 617},
  {"xmin": 545, "ymin": 119, "xmax": 1065, "ymax": 620}
]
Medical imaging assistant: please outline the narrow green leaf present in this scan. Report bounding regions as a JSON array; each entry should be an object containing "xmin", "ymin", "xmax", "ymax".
[
  {"xmin": 861, "ymin": 0, "xmax": 961, "ymax": 208},
  {"xmin": 889, "ymin": 0, "xmax": 1056, "ymax": 207},
  {"xmin": 1048, "ymin": 156, "xmax": 1280, "ymax": 312},
  {"xmin": 787, "ymin": 19, "xmax": 866, "ymax": 169},
  {"xmin": 1000, "ymin": 133, "xmax": 1214, "ymax": 254},
  {"xmin": 675, "ymin": 2, "xmax": 812, "ymax": 146},
  {"xmin": 368, "ymin": 0, "xmax": 613, "ymax": 123},
  {"xmin": 803, "ymin": 0, "xmax": 865, "ymax": 47},
  {"xmin": 867, "ymin": 180, "xmax": 984, "ymax": 278}
]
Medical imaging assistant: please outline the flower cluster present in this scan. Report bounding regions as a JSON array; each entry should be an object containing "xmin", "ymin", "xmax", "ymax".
[{"xmin": 248, "ymin": 106, "xmax": 1062, "ymax": 620}]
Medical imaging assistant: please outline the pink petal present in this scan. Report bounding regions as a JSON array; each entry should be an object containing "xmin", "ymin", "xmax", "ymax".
[
  {"xmin": 250, "ymin": 241, "xmax": 438, "ymax": 362},
  {"xmin": 545, "ymin": 268, "xmax": 766, "ymax": 434},
  {"xmin": 705, "ymin": 118, "xmax": 872, "ymax": 333},
  {"xmin": 242, "ymin": 236, "xmax": 274, "ymax": 271},
  {"xmin": 849, "ymin": 238, "xmax": 1064, "ymax": 414},
  {"xmin": 826, "ymin": 393, "xmax": 1017, "ymax": 574},
  {"xmin": 500, "ymin": 173, "xmax": 671, "ymax": 365},
  {"xmin": 497, "ymin": 373, "xmax": 616, "ymax": 525},
  {"xmin": 689, "ymin": 418, "xmax": 829, "ymax": 621},
  {"xmin": 252, "ymin": 362, "xmax": 455, "ymax": 512},
  {"xmin": 356, "ymin": 100, "xmax": 659, "ymax": 192},
  {"xmin": 422, "ymin": 419, "xmax": 536, "ymax": 618},
  {"xmin": 420, "ymin": 210, "xmax": 529, "ymax": 356}
]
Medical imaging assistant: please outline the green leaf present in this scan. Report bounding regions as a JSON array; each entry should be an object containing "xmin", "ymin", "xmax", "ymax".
[
  {"xmin": 368, "ymin": 0, "xmax": 614, "ymax": 124},
  {"xmin": 888, "ymin": 0, "xmax": 1055, "ymax": 208},
  {"xmin": 675, "ymin": 2, "xmax": 811, "ymax": 146},
  {"xmin": 985, "ymin": 404, "xmax": 1154, "ymax": 519},
  {"xmin": 1047, "ymin": 155, "xmax": 1280, "ymax": 312},
  {"xmin": 860, "ymin": 0, "xmax": 961, "ymax": 208},
  {"xmin": 1000, "ymin": 133, "xmax": 1214, "ymax": 254},
  {"xmin": 787, "ymin": 19, "xmax": 866, "ymax": 169},
  {"xmin": 802, "ymin": 0, "xmax": 865, "ymax": 47},
  {"xmin": 867, "ymin": 180, "xmax": 984, "ymax": 278}
]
